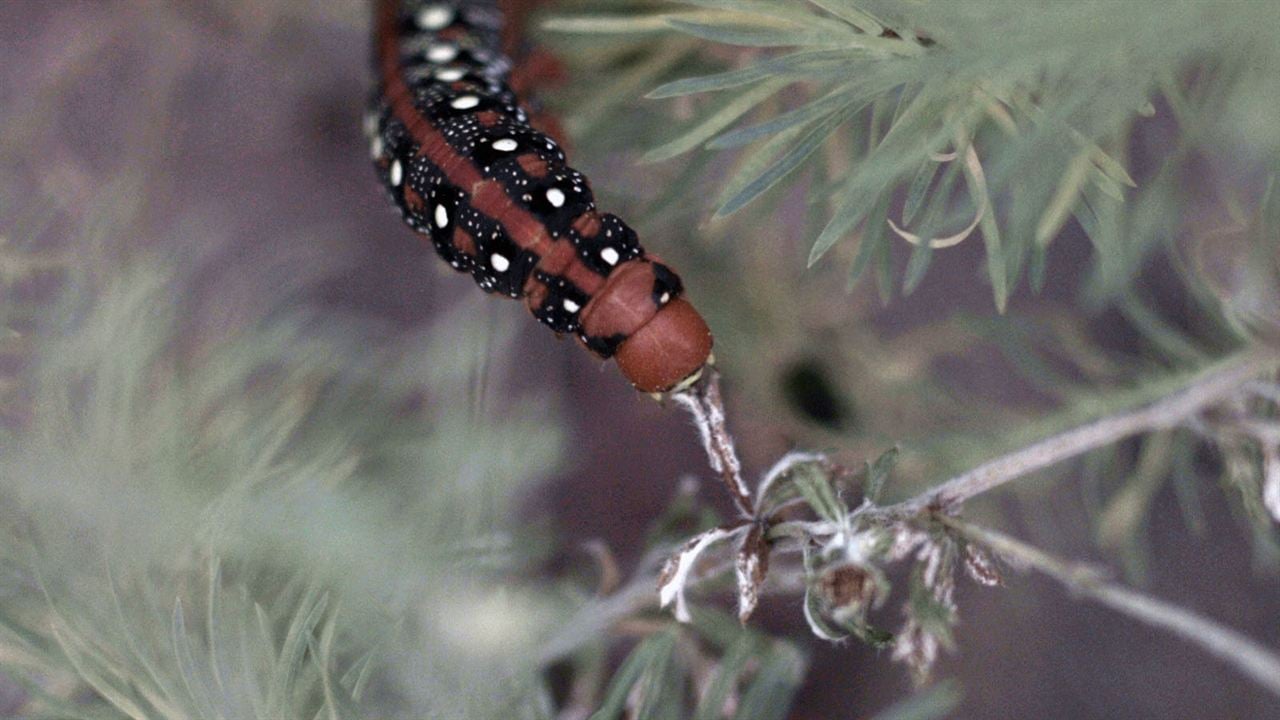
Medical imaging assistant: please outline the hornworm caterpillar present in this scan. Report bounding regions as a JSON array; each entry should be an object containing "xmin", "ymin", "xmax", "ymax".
[{"xmin": 368, "ymin": 0, "xmax": 713, "ymax": 393}]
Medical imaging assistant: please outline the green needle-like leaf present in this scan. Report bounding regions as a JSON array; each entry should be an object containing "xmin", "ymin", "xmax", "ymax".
[{"xmin": 717, "ymin": 102, "xmax": 860, "ymax": 217}]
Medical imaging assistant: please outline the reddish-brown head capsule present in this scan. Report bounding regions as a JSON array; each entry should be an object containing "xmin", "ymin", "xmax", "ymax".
[{"xmin": 613, "ymin": 299, "xmax": 713, "ymax": 393}]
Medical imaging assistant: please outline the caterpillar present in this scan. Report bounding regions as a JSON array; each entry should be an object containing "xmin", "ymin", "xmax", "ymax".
[{"xmin": 368, "ymin": 0, "xmax": 714, "ymax": 394}]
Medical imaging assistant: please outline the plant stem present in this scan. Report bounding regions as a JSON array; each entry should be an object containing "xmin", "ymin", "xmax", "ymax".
[
  {"xmin": 941, "ymin": 515, "xmax": 1280, "ymax": 699},
  {"xmin": 872, "ymin": 349, "xmax": 1278, "ymax": 521},
  {"xmin": 674, "ymin": 368, "xmax": 755, "ymax": 518},
  {"xmin": 548, "ymin": 349, "xmax": 1278, "ymax": 662}
]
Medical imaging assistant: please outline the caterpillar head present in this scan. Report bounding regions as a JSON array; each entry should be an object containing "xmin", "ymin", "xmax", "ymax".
[
  {"xmin": 579, "ymin": 258, "xmax": 714, "ymax": 394},
  {"xmin": 614, "ymin": 296, "xmax": 713, "ymax": 394}
]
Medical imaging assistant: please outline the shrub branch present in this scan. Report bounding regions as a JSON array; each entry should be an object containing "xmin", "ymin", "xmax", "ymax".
[
  {"xmin": 870, "ymin": 348, "xmax": 1279, "ymax": 522},
  {"xmin": 942, "ymin": 515, "xmax": 1280, "ymax": 698},
  {"xmin": 548, "ymin": 347, "xmax": 1280, "ymax": 690}
]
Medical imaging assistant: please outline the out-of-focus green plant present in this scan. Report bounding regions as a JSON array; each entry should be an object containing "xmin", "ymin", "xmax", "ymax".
[{"xmin": 0, "ymin": 243, "xmax": 572, "ymax": 717}]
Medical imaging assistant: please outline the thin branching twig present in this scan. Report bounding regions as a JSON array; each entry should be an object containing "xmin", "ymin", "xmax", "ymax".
[
  {"xmin": 870, "ymin": 349, "xmax": 1279, "ymax": 521},
  {"xmin": 941, "ymin": 515, "xmax": 1280, "ymax": 698},
  {"xmin": 621, "ymin": 346, "xmax": 1280, "ymax": 689}
]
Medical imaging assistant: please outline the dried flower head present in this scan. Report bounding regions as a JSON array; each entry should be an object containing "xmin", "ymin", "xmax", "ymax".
[{"xmin": 817, "ymin": 563, "xmax": 875, "ymax": 609}]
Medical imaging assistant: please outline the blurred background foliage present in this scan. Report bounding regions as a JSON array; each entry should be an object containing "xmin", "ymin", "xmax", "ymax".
[{"xmin": 0, "ymin": 1, "xmax": 1278, "ymax": 718}]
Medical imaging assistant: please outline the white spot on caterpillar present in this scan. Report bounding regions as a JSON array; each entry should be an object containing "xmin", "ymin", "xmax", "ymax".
[
  {"xmin": 370, "ymin": 136, "xmax": 384, "ymax": 160},
  {"xmin": 427, "ymin": 44, "xmax": 458, "ymax": 63},
  {"xmin": 490, "ymin": 253, "xmax": 510, "ymax": 272},
  {"xmin": 435, "ymin": 67, "xmax": 466, "ymax": 82},
  {"xmin": 390, "ymin": 160, "xmax": 403, "ymax": 186},
  {"xmin": 601, "ymin": 247, "xmax": 620, "ymax": 266},
  {"xmin": 451, "ymin": 95, "xmax": 480, "ymax": 110},
  {"xmin": 416, "ymin": 5, "xmax": 454, "ymax": 30},
  {"xmin": 492, "ymin": 138, "xmax": 518, "ymax": 152},
  {"xmin": 563, "ymin": 299, "xmax": 581, "ymax": 313},
  {"xmin": 363, "ymin": 113, "xmax": 378, "ymax": 138},
  {"xmin": 435, "ymin": 204, "xmax": 449, "ymax": 228},
  {"xmin": 546, "ymin": 188, "xmax": 566, "ymax": 208},
  {"xmin": 659, "ymin": 292, "xmax": 671, "ymax": 305}
]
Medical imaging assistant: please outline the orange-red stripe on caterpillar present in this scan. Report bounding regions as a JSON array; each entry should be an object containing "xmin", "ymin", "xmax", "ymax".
[{"xmin": 367, "ymin": 0, "xmax": 713, "ymax": 394}]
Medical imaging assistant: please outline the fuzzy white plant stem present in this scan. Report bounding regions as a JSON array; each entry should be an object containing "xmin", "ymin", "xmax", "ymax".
[
  {"xmin": 1264, "ymin": 443, "xmax": 1280, "ymax": 523},
  {"xmin": 943, "ymin": 515, "xmax": 1280, "ymax": 699},
  {"xmin": 674, "ymin": 369, "xmax": 754, "ymax": 517},
  {"xmin": 872, "ymin": 349, "xmax": 1279, "ymax": 521},
  {"xmin": 658, "ymin": 526, "xmax": 744, "ymax": 622}
]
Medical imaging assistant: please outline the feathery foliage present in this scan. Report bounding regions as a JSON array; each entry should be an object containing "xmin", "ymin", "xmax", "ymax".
[
  {"xmin": 548, "ymin": 0, "xmax": 1280, "ymax": 309},
  {"xmin": 0, "ymin": 247, "xmax": 571, "ymax": 717}
]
